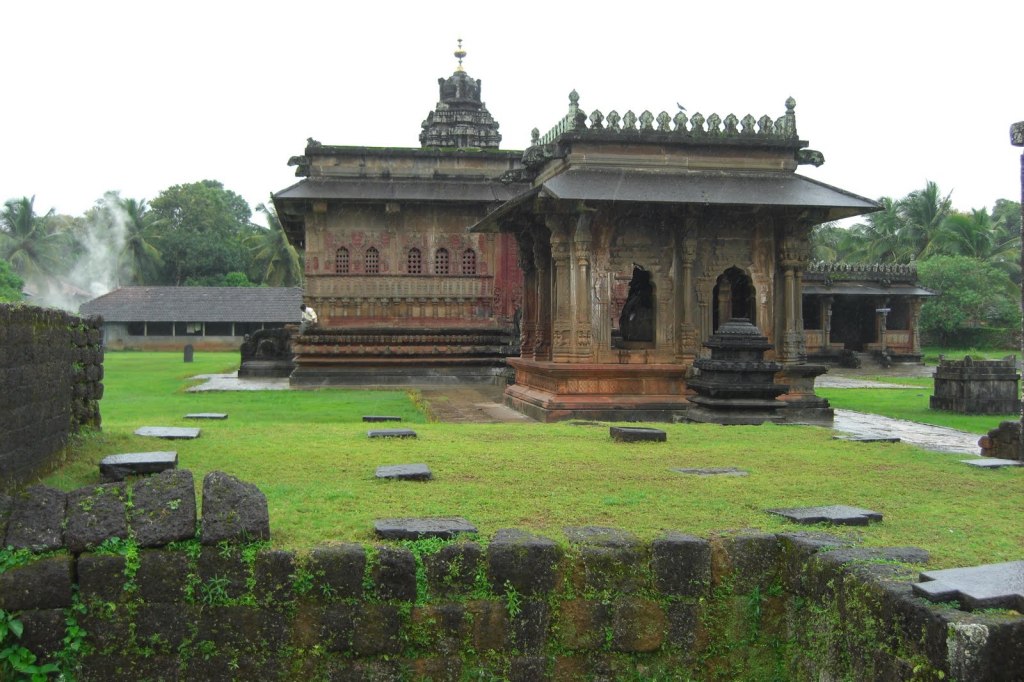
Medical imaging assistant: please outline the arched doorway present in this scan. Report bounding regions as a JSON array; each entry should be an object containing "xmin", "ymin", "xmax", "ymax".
[{"xmin": 713, "ymin": 266, "xmax": 756, "ymax": 331}]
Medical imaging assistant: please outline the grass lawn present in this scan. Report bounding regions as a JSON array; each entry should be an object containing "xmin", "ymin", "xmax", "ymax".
[{"xmin": 43, "ymin": 352, "xmax": 1023, "ymax": 569}]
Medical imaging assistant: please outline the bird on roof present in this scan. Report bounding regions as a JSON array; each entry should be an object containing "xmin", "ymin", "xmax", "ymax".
[{"xmin": 677, "ymin": 102, "xmax": 686, "ymax": 112}]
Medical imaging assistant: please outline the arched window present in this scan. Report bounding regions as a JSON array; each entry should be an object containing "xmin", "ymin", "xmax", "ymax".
[
  {"xmin": 365, "ymin": 246, "xmax": 380, "ymax": 275},
  {"xmin": 434, "ymin": 248, "xmax": 450, "ymax": 275},
  {"xmin": 335, "ymin": 247, "xmax": 350, "ymax": 274},
  {"xmin": 407, "ymin": 247, "xmax": 422, "ymax": 274},
  {"xmin": 461, "ymin": 248, "xmax": 477, "ymax": 275}
]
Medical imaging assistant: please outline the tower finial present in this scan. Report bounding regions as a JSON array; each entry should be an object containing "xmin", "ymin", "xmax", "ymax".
[{"xmin": 454, "ymin": 38, "xmax": 466, "ymax": 72}]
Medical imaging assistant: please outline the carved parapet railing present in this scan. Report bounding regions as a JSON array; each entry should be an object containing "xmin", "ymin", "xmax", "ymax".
[
  {"xmin": 536, "ymin": 91, "xmax": 799, "ymax": 146},
  {"xmin": 805, "ymin": 262, "xmax": 919, "ymax": 283},
  {"xmin": 307, "ymin": 275, "xmax": 494, "ymax": 300}
]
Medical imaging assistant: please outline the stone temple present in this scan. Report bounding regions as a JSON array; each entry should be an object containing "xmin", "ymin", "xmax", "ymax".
[{"xmin": 273, "ymin": 44, "xmax": 881, "ymax": 422}]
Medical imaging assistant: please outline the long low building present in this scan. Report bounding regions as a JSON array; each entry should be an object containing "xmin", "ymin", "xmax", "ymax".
[{"xmin": 79, "ymin": 286, "xmax": 302, "ymax": 351}]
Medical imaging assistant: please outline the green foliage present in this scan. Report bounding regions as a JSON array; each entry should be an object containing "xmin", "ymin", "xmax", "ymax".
[
  {"xmin": 0, "ymin": 546, "xmax": 35, "ymax": 574},
  {"xmin": 0, "ymin": 609, "xmax": 60, "ymax": 681},
  {"xmin": 916, "ymin": 255, "xmax": 1021, "ymax": 345},
  {"xmin": 0, "ymin": 195, "xmax": 68, "ymax": 288},
  {"xmin": 0, "ymin": 258, "xmax": 24, "ymax": 301}
]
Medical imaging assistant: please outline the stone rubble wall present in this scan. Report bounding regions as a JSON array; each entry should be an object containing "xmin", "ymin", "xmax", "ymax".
[
  {"xmin": 1, "ymin": 473, "xmax": 1020, "ymax": 680},
  {"xmin": 979, "ymin": 420, "xmax": 1022, "ymax": 460},
  {"xmin": 0, "ymin": 304, "xmax": 103, "ymax": 491}
]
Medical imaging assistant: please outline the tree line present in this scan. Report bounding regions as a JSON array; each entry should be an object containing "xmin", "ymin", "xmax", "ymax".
[
  {"xmin": 0, "ymin": 180, "xmax": 302, "ymax": 306},
  {"xmin": 811, "ymin": 181, "xmax": 1022, "ymax": 347}
]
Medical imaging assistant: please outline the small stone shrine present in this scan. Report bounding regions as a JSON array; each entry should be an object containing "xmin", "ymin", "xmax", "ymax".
[
  {"xmin": 931, "ymin": 355, "xmax": 1021, "ymax": 415},
  {"xmin": 470, "ymin": 92, "xmax": 878, "ymax": 422},
  {"xmin": 686, "ymin": 319, "xmax": 789, "ymax": 425}
]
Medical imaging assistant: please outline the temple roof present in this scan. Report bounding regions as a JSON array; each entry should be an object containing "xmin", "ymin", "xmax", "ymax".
[
  {"xmin": 419, "ymin": 40, "xmax": 502, "ymax": 149},
  {"xmin": 802, "ymin": 282, "xmax": 935, "ymax": 297},
  {"xmin": 471, "ymin": 169, "xmax": 880, "ymax": 231}
]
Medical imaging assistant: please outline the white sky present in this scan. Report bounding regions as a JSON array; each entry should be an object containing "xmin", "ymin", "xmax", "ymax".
[{"xmin": 2, "ymin": 1, "xmax": 1022, "ymax": 227}]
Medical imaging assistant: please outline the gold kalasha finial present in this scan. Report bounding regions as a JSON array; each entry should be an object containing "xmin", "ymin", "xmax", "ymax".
[{"xmin": 454, "ymin": 38, "xmax": 466, "ymax": 72}]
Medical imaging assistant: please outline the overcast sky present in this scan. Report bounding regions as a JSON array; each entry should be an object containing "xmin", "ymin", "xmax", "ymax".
[{"xmin": 2, "ymin": 1, "xmax": 1021, "ymax": 227}]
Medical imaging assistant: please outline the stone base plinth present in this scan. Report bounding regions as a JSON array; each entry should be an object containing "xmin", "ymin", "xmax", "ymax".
[
  {"xmin": 504, "ymin": 358, "xmax": 691, "ymax": 422},
  {"xmin": 776, "ymin": 363, "xmax": 834, "ymax": 424}
]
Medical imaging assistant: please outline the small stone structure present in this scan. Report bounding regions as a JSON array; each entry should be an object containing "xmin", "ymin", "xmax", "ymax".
[
  {"xmin": 930, "ymin": 355, "xmax": 1021, "ymax": 414},
  {"xmin": 238, "ymin": 327, "xmax": 295, "ymax": 378},
  {"xmin": 686, "ymin": 319, "xmax": 789, "ymax": 425},
  {"xmin": 978, "ymin": 420, "xmax": 1021, "ymax": 459}
]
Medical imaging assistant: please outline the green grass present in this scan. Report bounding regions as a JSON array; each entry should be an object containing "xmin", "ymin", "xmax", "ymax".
[
  {"xmin": 43, "ymin": 352, "xmax": 1024, "ymax": 569},
  {"xmin": 921, "ymin": 346, "xmax": 1019, "ymax": 364}
]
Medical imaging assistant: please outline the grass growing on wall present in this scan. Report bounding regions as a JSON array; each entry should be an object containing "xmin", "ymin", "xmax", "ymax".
[{"xmin": 43, "ymin": 352, "xmax": 1024, "ymax": 569}]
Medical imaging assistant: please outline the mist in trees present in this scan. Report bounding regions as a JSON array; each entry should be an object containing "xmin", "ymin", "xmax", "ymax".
[{"xmin": 0, "ymin": 181, "xmax": 304, "ymax": 310}]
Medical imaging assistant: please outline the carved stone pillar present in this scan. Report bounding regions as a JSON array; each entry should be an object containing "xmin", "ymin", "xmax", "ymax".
[
  {"xmin": 679, "ymin": 238, "xmax": 699, "ymax": 359},
  {"xmin": 515, "ymin": 229, "xmax": 536, "ymax": 359},
  {"xmin": 572, "ymin": 213, "xmax": 594, "ymax": 361},
  {"xmin": 910, "ymin": 298, "xmax": 923, "ymax": 355},
  {"xmin": 547, "ymin": 218, "xmax": 573, "ymax": 362},
  {"xmin": 532, "ymin": 229, "xmax": 552, "ymax": 361},
  {"xmin": 823, "ymin": 296, "xmax": 834, "ymax": 349}
]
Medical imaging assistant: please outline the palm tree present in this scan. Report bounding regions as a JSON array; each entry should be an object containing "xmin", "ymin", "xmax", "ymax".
[
  {"xmin": 248, "ymin": 202, "xmax": 303, "ymax": 286},
  {"xmin": 0, "ymin": 196, "xmax": 67, "ymax": 284},
  {"xmin": 899, "ymin": 180, "xmax": 952, "ymax": 260},
  {"xmin": 843, "ymin": 197, "xmax": 911, "ymax": 263},
  {"xmin": 115, "ymin": 195, "xmax": 163, "ymax": 285},
  {"xmin": 928, "ymin": 208, "xmax": 1020, "ymax": 281}
]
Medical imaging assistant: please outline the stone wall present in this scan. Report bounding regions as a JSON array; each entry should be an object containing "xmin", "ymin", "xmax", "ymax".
[
  {"xmin": 931, "ymin": 355, "xmax": 1022, "ymax": 415},
  {"xmin": 979, "ymin": 420, "xmax": 1022, "ymax": 460},
  {"xmin": 0, "ymin": 304, "xmax": 103, "ymax": 491},
  {"xmin": 1, "ymin": 471, "xmax": 1020, "ymax": 680}
]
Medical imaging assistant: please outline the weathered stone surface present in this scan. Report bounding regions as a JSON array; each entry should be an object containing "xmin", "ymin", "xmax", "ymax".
[
  {"xmin": 609, "ymin": 426, "xmax": 667, "ymax": 442},
  {"xmin": 309, "ymin": 544, "xmax": 366, "ymax": 600},
  {"xmin": 17, "ymin": 609, "xmax": 66, "ymax": 661},
  {"xmin": 196, "ymin": 604, "xmax": 290, "ymax": 651},
  {"xmin": 363, "ymin": 415, "xmax": 402, "ymax": 422},
  {"xmin": 913, "ymin": 560, "xmax": 1024, "ymax": 611},
  {"xmin": 253, "ymin": 549, "xmax": 296, "ymax": 603},
  {"xmin": 78, "ymin": 553, "xmax": 127, "ymax": 602},
  {"xmin": 666, "ymin": 602, "xmax": 700, "ymax": 650},
  {"xmin": 136, "ymin": 550, "xmax": 190, "ymax": 602},
  {"xmin": 134, "ymin": 426, "xmax": 201, "ymax": 439},
  {"xmin": 4, "ymin": 485, "xmax": 66, "ymax": 551},
  {"xmin": 411, "ymin": 604, "xmax": 469, "ymax": 657},
  {"xmin": 374, "ymin": 517, "xmax": 477, "ymax": 540},
  {"xmin": 372, "ymin": 546, "xmax": 417, "ymax": 601},
  {"xmin": 961, "ymin": 457, "xmax": 1023, "ymax": 469},
  {"xmin": 511, "ymin": 600, "xmax": 550, "ymax": 653},
  {"xmin": 768, "ymin": 504, "xmax": 882, "ymax": 526},
  {"xmin": 466, "ymin": 599, "xmax": 510, "ymax": 651},
  {"xmin": 367, "ymin": 428, "xmax": 417, "ymax": 438},
  {"xmin": 713, "ymin": 533, "xmax": 781, "ymax": 592},
  {"xmin": 671, "ymin": 466, "xmax": 748, "ymax": 477},
  {"xmin": 99, "ymin": 451, "xmax": 177, "ymax": 481},
  {"xmin": 611, "ymin": 597, "xmax": 668, "ymax": 652},
  {"xmin": 197, "ymin": 547, "xmax": 249, "ymax": 600},
  {"xmin": 185, "ymin": 412, "xmax": 228, "ymax": 419},
  {"xmin": 318, "ymin": 603, "xmax": 402, "ymax": 655},
  {"xmin": 130, "ymin": 469, "xmax": 196, "ymax": 547},
  {"xmin": 0, "ymin": 556, "xmax": 73, "ymax": 610},
  {"xmin": 134, "ymin": 602, "xmax": 194, "ymax": 649},
  {"xmin": 565, "ymin": 526, "xmax": 648, "ymax": 593},
  {"xmin": 488, "ymin": 528, "xmax": 562, "ymax": 596},
  {"xmin": 425, "ymin": 542, "xmax": 483, "ymax": 596},
  {"xmin": 65, "ymin": 482, "xmax": 128, "ymax": 553},
  {"xmin": 0, "ymin": 493, "xmax": 11, "ymax": 544},
  {"xmin": 79, "ymin": 654, "xmax": 180, "ymax": 681},
  {"xmin": 375, "ymin": 463, "xmax": 432, "ymax": 481},
  {"xmin": 509, "ymin": 656, "xmax": 548, "ymax": 682},
  {"xmin": 200, "ymin": 471, "xmax": 270, "ymax": 544},
  {"xmin": 558, "ymin": 599, "xmax": 612, "ymax": 650},
  {"xmin": 652, "ymin": 532, "xmax": 711, "ymax": 597}
]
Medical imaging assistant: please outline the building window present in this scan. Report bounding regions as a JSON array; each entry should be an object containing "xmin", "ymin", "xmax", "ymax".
[
  {"xmin": 336, "ymin": 247, "xmax": 350, "ymax": 274},
  {"xmin": 408, "ymin": 247, "xmax": 422, "ymax": 274},
  {"xmin": 434, "ymin": 248, "xmax": 450, "ymax": 275},
  {"xmin": 365, "ymin": 247, "xmax": 380, "ymax": 274},
  {"xmin": 462, "ymin": 249, "xmax": 477, "ymax": 275}
]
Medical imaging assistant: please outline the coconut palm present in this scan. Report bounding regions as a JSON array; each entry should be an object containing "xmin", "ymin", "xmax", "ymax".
[
  {"xmin": 115, "ymin": 195, "xmax": 163, "ymax": 285},
  {"xmin": 899, "ymin": 180, "xmax": 952, "ymax": 260},
  {"xmin": 0, "ymin": 196, "xmax": 67, "ymax": 283},
  {"xmin": 248, "ymin": 202, "xmax": 303, "ymax": 286}
]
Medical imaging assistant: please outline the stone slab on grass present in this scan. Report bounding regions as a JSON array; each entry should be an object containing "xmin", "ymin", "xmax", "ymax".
[
  {"xmin": 913, "ymin": 561, "xmax": 1024, "ymax": 611},
  {"xmin": 609, "ymin": 426, "xmax": 667, "ymax": 443},
  {"xmin": 767, "ymin": 505, "xmax": 882, "ymax": 526},
  {"xmin": 363, "ymin": 416, "xmax": 402, "ymax": 423},
  {"xmin": 99, "ymin": 452, "xmax": 178, "ymax": 481},
  {"xmin": 185, "ymin": 413, "xmax": 228, "ymax": 420},
  {"xmin": 961, "ymin": 458, "xmax": 1024, "ymax": 469},
  {"xmin": 374, "ymin": 517, "xmax": 477, "ymax": 540},
  {"xmin": 368, "ymin": 429, "xmax": 417, "ymax": 439},
  {"xmin": 833, "ymin": 436, "xmax": 902, "ymax": 444},
  {"xmin": 135, "ymin": 427, "xmax": 201, "ymax": 440},
  {"xmin": 671, "ymin": 467, "xmax": 749, "ymax": 477},
  {"xmin": 375, "ymin": 464, "xmax": 432, "ymax": 481}
]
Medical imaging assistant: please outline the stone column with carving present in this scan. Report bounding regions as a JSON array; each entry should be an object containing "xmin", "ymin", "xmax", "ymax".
[
  {"xmin": 515, "ymin": 228, "xmax": 536, "ymax": 360},
  {"xmin": 572, "ymin": 213, "xmax": 594, "ymax": 361},
  {"xmin": 532, "ymin": 228, "xmax": 553, "ymax": 361},
  {"xmin": 778, "ymin": 225, "xmax": 810, "ymax": 364},
  {"xmin": 547, "ymin": 218, "xmax": 572, "ymax": 362},
  {"xmin": 822, "ymin": 296, "xmax": 834, "ymax": 351},
  {"xmin": 910, "ymin": 298, "xmax": 923, "ymax": 355},
  {"xmin": 679, "ymin": 238, "xmax": 699, "ymax": 360},
  {"xmin": 1011, "ymin": 120, "xmax": 1024, "ymax": 460}
]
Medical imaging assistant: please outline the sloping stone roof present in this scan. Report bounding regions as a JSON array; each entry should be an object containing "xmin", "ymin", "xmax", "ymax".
[{"xmin": 79, "ymin": 287, "xmax": 303, "ymax": 323}]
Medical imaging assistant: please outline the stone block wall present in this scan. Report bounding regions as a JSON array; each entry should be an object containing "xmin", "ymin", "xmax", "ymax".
[
  {"xmin": 1, "ymin": 472, "xmax": 1021, "ymax": 680},
  {"xmin": 0, "ymin": 304, "xmax": 103, "ymax": 491},
  {"xmin": 931, "ymin": 355, "xmax": 1022, "ymax": 415}
]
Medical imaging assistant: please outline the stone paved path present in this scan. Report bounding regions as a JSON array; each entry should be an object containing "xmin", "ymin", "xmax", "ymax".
[{"xmin": 831, "ymin": 409, "xmax": 980, "ymax": 456}]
